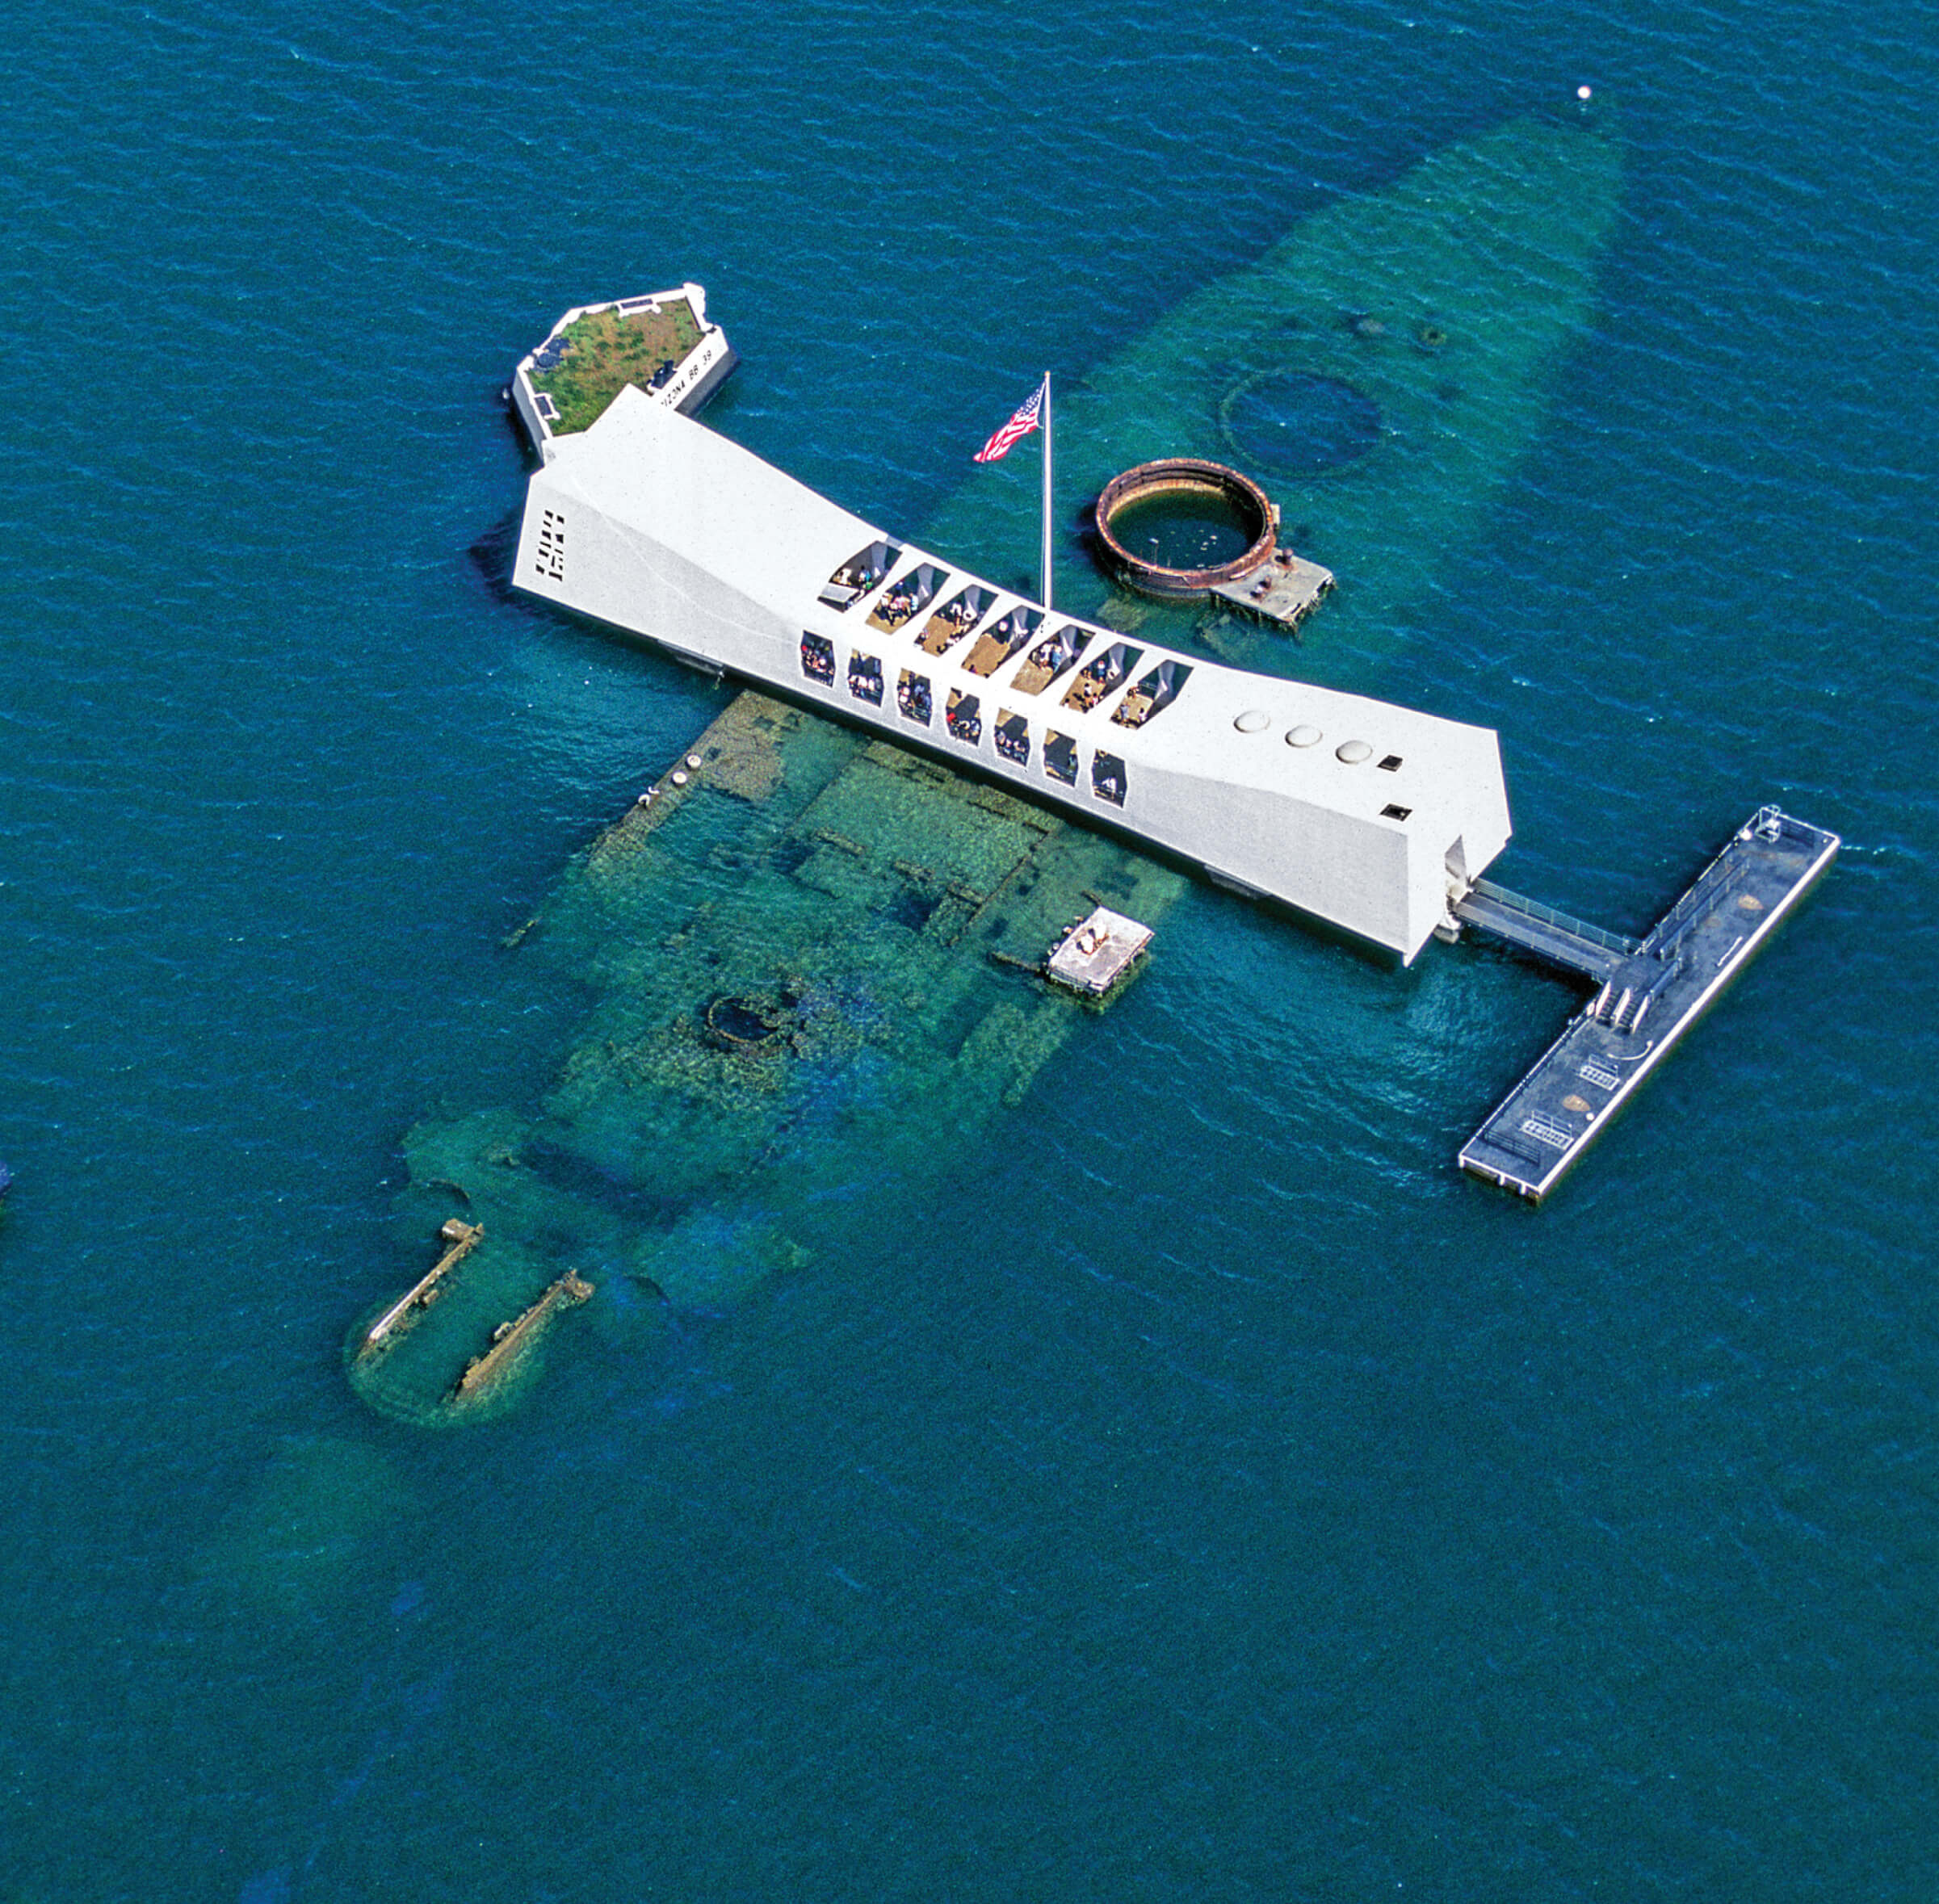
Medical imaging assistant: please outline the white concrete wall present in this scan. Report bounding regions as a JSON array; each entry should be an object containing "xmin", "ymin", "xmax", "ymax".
[{"xmin": 514, "ymin": 391, "xmax": 1513, "ymax": 962}]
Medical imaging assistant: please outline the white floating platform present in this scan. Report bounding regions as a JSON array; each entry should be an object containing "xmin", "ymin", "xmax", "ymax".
[{"xmin": 1045, "ymin": 908, "xmax": 1152, "ymax": 996}]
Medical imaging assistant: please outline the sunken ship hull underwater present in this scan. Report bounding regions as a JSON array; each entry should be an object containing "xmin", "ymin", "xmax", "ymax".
[
  {"xmin": 350, "ymin": 691, "xmax": 1193, "ymax": 1425},
  {"xmin": 351, "ymin": 112, "xmax": 1665, "ymax": 1426}
]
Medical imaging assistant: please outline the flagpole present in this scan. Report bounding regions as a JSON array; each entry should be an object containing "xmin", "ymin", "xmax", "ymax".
[{"xmin": 1040, "ymin": 372, "xmax": 1053, "ymax": 610}]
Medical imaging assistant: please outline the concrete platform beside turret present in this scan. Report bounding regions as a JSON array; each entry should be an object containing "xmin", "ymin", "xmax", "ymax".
[
  {"xmin": 1046, "ymin": 907, "xmax": 1152, "ymax": 996},
  {"xmin": 1209, "ymin": 547, "xmax": 1336, "ymax": 631}
]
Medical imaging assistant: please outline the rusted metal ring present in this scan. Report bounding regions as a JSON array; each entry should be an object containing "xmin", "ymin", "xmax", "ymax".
[{"xmin": 1094, "ymin": 458, "xmax": 1276, "ymax": 601}]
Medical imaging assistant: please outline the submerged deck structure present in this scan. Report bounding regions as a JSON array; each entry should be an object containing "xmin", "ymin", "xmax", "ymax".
[
  {"xmin": 352, "ymin": 689, "xmax": 1198, "ymax": 1426},
  {"xmin": 451, "ymin": 1270, "xmax": 595, "ymax": 1403},
  {"xmin": 356, "ymin": 1218, "xmax": 483, "ymax": 1358},
  {"xmin": 1209, "ymin": 547, "xmax": 1337, "ymax": 630},
  {"xmin": 514, "ymin": 389, "xmax": 1509, "ymax": 965},
  {"xmin": 1458, "ymin": 808, "xmax": 1839, "ymax": 1199}
]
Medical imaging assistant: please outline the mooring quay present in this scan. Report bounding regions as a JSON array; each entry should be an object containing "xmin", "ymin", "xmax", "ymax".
[{"xmin": 1457, "ymin": 809, "xmax": 1838, "ymax": 1198}]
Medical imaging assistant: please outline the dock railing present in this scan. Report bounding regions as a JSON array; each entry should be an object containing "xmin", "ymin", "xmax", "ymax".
[
  {"xmin": 1457, "ymin": 879, "xmax": 1639, "ymax": 982},
  {"xmin": 1467, "ymin": 880, "xmax": 1639, "ymax": 958}
]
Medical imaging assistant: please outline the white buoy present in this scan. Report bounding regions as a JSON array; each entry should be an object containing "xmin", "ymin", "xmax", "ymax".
[{"xmin": 1577, "ymin": 84, "xmax": 1593, "ymax": 100}]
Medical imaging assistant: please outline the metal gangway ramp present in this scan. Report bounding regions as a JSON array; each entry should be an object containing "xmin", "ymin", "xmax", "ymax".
[
  {"xmin": 1454, "ymin": 880, "xmax": 1638, "ymax": 984},
  {"xmin": 1456, "ymin": 807, "xmax": 1840, "ymax": 1202}
]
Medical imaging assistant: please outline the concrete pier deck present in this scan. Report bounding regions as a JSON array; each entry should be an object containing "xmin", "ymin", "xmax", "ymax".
[
  {"xmin": 1208, "ymin": 547, "xmax": 1335, "ymax": 631},
  {"xmin": 1458, "ymin": 807, "xmax": 1839, "ymax": 1200}
]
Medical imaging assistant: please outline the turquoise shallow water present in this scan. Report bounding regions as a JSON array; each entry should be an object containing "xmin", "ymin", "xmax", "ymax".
[{"xmin": 2, "ymin": 1, "xmax": 1936, "ymax": 1898}]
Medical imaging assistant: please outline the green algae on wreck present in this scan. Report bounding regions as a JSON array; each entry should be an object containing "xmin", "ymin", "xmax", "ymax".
[{"xmin": 350, "ymin": 694, "xmax": 1184, "ymax": 1426}]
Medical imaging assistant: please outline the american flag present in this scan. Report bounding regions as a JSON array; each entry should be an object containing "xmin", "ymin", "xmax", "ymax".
[{"xmin": 972, "ymin": 378, "xmax": 1047, "ymax": 463}]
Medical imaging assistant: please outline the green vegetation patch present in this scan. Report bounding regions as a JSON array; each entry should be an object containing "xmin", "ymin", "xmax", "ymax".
[{"xmin": 529, "ymin": 298, "xmax": 706, "ymax": 435}]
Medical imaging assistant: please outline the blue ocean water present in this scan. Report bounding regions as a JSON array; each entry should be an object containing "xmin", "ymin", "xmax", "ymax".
[{"xmin": 2, "ymin": 0, "xmax": 1935, "ymax": 1896}]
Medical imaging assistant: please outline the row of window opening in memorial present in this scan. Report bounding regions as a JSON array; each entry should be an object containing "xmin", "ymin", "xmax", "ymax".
[
  {"xmin": 799, "ymin": 631, "xmax": 1129, "ymax": 806},
  {"xmin": 535, "ymin": 507, "xmax": 567, "ymax": 583},
  {"xmin": 815, "ymin": 541, "xmax": 1188, "ymax": 728}
]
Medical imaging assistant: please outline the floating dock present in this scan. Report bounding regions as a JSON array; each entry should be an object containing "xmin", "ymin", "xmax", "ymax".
[{"xmin": 1458, "ymin": 807, "xmax": 1839, "ymax": 1200}]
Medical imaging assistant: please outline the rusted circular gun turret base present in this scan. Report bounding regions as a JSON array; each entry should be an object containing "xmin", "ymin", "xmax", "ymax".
[{"xmin": 1094, "ymin": 458, "xmax": 1278, "ymax": 602}]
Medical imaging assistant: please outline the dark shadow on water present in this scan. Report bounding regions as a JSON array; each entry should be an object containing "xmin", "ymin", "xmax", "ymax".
[
  {"xmin": 521, "ymin": 1137, "xmax": 688, "ymax": 1234},
  {"xmin": 467, "ymin": 506, "xmax": 530, "ymax": 609},
  {"xmin": 1223, "ymin": 371, "xmax": 1383, "ymax": 476}
]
